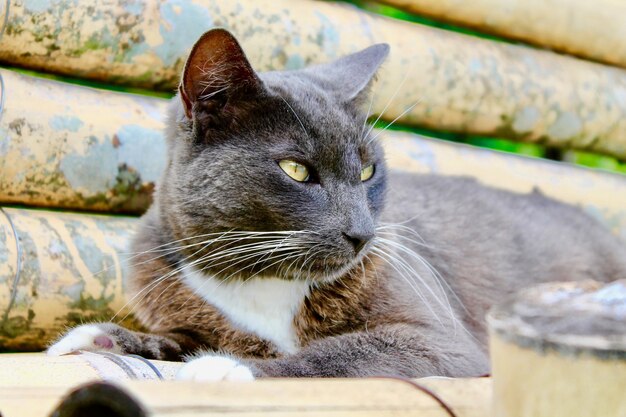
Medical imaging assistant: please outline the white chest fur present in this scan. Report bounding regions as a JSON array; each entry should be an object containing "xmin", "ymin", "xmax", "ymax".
[{"xmin": 182, "ymin": 267, "xmax": 310, "ymax": 354}]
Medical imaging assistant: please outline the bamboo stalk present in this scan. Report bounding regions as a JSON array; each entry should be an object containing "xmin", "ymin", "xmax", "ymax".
[
  {"xmin": 2, "ymin": 70, "xmax": 626, "ymax": 241},
  {"xmin": 0, "ymin": 208, "xmax": 139, "ymax": 352},
  {"xmin": 2, "ymin": 129, "xmax": 626, "ymax": 351},
  {"xmin": 384, "ymin": 132, "xmax": 626, "ymax": 242},
  {"xmin": 379, "ymin": 0, "xmax": 626, "ymax": 70},
  {"xmin": 1, "ymin": 0, "xmax": 626, "ymax": 159},
  {"xmin": 489, "ymin": 280, "xmax": 626, "ymax": 417},
  {"xmin": 0, "ymin": 71, "xmax": 626, "ymax": 239},
  {"xmin": 0, "ymin": 352, "xmax": 491, "ymax": 417},
  {"xmin": 0, "ymin": 69, "xmax": 167, "ymax": 214}
]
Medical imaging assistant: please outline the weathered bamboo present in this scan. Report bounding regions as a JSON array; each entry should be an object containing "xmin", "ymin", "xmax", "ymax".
[
  {"xmin": 380, "ymin": 0, "xmax": 626, "ymax": 69},
  {"xmin": 385, "ymin": 132, "xmax": 626, "ymax": 242},
  {"xmin": 489, "ymin": 280, "xmax": 626, "ymax": 417},
  {"xmin": 2, "ymin": 0, "xmax": 626, "ymax": 158},
  {"xmin": 0, "ymin": 208, "xmax": 139, "ymax": 351},
  {"xmin": 0, "ymin": 69, "xmax": 166, "ymax": 214},
  {"xmin": 2, "ymin": 134, "xmax": 626, "ymax": 352},
  {"xmin": 0, "ymin": 354, "xmax": 491, "ymax": 417},
  {"xmin": 2, "ymin": 68, "xmax": 625, "ymax": 238}
]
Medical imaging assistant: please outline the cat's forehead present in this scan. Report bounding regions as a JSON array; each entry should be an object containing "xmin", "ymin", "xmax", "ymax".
[{"xmin": 261, "ymin": 71, "xmax": 366, "ymax": 143}]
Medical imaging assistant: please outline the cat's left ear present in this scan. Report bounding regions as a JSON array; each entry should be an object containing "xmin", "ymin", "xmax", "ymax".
[
  {"xmin": 179, "ymin": 28, "xmax": 262, "ymax": 121},
  {"xmin": 306, "ymin": 44, "xmax": 390, "ymax": 106}
]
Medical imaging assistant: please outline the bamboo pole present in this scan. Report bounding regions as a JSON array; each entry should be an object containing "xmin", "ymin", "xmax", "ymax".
[
  {"xmin": 1, "ymin": 1, "xmax": 626, "ymax": 159},
  {"xmin": 3, "ymin": 69, "xmax": 626, "ymax": 239},
  {"xmin": 0, "ymin": 69, "xmax": 167, "ymax": 214},
  {"xmin": 0, "ymin": 353, "xmax": 491, "ymax": 417},
  {"xmin": 379, "ymin": 0, "xmax": 626, "ymax": 70},
  {"xmin": 0, "ymin": 208, "xmax": 139, "ymax": 352},
  {"xmin": 489, "ymin": 280, "xmax": 626, "ymax": 417},
  {"xmin": 384, "ymin": 132, "xmax": 626, "ymax": 243},
  {"xmin": 2, "ymin": 131, "xmax": 626, "ymax": 352}
]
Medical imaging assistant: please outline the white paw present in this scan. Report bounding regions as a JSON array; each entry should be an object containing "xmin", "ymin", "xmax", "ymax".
[
  {"xmin": 47, "ymin": 324, "xmax": 120, "ymax": 356},
  {"xmin": 176, "ymin": 355, "xmax": 255, "ymax": 382}
]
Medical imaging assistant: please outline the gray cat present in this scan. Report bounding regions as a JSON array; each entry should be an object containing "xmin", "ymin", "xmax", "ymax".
[{"xmin": 48, "ymin": 29, "xmax": 626, "ymax": 381}]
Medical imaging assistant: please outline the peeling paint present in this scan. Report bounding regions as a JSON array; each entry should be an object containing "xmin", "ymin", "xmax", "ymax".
[
  {"xmin": 285, "ymin": 54, "xmax": 304, "ymax": 70},
  {"xmin": 512, "ymin": 107, "xmax": 541, "ymax": 134},
  {"xmin": 60, "ymin": 141, "xmax": 118, "ymax": 194},
  {"xmin": 23, "ymin": 0, "xmax": 51, "ymax": 13},
  {"xmin": 48, "ymin": 115, "xmax": 84, "ymax": 132},
  {"xmin": 548, "ymin": 111, "xmax": 583, "ymax": 140},
  {"xmin": 0, "ymin": 70, "xmax": 168, "ymax": 214},
  {"xmin": 155, "ymin": 0, "xmax": 213, "ymax": 66},
  {"xmin": 116, "ymin": 124, "xmax": 167, "ymax": 184},
  {"xmin": 0, "ymin": 208, "xmax": 139, "ymax": 351}
]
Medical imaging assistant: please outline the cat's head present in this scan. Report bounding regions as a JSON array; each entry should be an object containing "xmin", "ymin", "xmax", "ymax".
[{"xmin": 159, "ymin": 29, "xmax": 389, "ymax": 283}]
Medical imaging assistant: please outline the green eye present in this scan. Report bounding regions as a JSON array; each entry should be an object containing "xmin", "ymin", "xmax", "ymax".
[
  {"xmin": 279, "ymin": 160, "xmax": 310, "ymax": 182},
  {"xmin": 361, "ymin": 164, "xmax": 375, "ymax": 181}
]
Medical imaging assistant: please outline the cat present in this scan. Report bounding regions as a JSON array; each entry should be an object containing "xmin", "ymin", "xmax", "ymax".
[{"xmin": 48, "ymin": 29, "xmax": 626, "ymax": 381}]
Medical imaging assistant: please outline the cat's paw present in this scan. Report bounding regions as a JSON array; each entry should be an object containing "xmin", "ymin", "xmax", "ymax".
[
  {"xmin": 176, "ymin": 355, "xmax": 255, "ymax": 382},
  {"xmin": 47, "ymin": 324, "xmax": 121, "ymax": 356}
]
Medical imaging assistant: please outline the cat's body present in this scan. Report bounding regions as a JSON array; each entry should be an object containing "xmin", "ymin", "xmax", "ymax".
[{"xmin": 49, "ymin": 29, "xmax": 626, "ymax": 380}]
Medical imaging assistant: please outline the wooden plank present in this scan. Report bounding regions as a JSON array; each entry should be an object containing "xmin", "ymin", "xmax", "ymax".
[
  {"xmin": 379, "ymin": 0, "xmax": 626, "ymax": 69},
  {"xmin": 1, "ymin": 1, "xmax": 626, "ymax": 158},
  {"xmin": 0, "ymin": 352, "xmax": 491, "ymax": 417}
]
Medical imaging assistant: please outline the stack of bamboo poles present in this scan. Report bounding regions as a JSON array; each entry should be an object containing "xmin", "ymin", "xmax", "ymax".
[{"xmin": 1, "ymin": 0, "xmax": 626, "ymax": 353}]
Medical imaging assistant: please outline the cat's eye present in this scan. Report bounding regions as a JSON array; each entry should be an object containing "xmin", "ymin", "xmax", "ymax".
[
  {"xmin": 279, "ymin": 160, "xmax": 310, "ymax": 182},
  {"xmin": 361, "ymin": 164, "xmax": 375, "ymax": 181}
]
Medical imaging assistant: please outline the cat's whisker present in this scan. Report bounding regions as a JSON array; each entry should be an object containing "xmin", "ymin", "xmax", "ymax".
[
  {"xmin": 367, "ymin": 98, "xmax": 421, "ymax": 145},
  {"xmin": 111, "ymin": 236, "xmax": 224, "ymax": 322},
  {"xmin": 363, "ymin": 66, "xmax": 413, "ymax": 142},
  {"xmin": 369, "ymin": 245, "xmax": 444, "ymax": 327},
  {"xmin": 194, "ymin": 240, "xmax": 309, "ymax": 271},
  {"xmin": 360, "ymin": 78, "xmax": 379, "ymax": 138},
  {"xmin": 375, "ymin": 231, "xmax": 470, "ymax": 317},
  {"xmin": 376, "ymin": 230, "xmax": 433, "ymax": 250},
  {"xmin": 372, "ymin": 238, "xmax": 476, "ymax": 339},
  {"xmin": 374, "ymin": 237, "xmax": 454, "ymax": 317},
  {"xmin": 112, "ymin": 231, "xmax": 290, "ymax": 321},
  {"xmin": 279, "ymin": 95, "xmax": 308, "ymax": 137},
  {"xmin": 181, "ymin": 250, "xmax": 305, "ymax": 309}
]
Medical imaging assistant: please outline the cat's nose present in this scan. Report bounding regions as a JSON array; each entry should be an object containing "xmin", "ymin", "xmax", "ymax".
[{"xmin": 342, "ymin": 231, "xmax": 374, "ymax": 254}]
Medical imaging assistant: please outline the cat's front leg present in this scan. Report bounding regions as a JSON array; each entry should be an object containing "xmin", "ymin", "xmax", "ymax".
[
  {"xmin": 47, "ymin": 323, "xmax": 200, "ymax": 361},
  {"xmin": 177, "ymin": 323, "xmax": 488, "ymax": 380}
]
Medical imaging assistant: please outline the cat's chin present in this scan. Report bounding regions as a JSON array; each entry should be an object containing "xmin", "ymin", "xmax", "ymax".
[{"xmin": 285, "ymin": 258, "xmax": 364, "ymax": 285}]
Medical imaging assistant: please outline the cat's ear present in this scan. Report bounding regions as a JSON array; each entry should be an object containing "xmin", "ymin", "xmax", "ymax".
[
  {"xmin": 179, "ymin": 29, "xmax": 262, "ymax": 121},
  {"xmin": 307, "ymin": 44, "xmax": 390, "ymax": 106}
]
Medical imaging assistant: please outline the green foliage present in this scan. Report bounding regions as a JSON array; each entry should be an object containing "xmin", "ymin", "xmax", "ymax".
[{"xmin": 567, "ymin": 151, "xmax": 626, "ymax": 175}]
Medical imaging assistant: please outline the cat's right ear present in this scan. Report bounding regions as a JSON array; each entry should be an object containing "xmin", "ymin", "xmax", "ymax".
[{"xmin": 179, "ymin": 29, "xmax": 262, "ymax": 122}]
